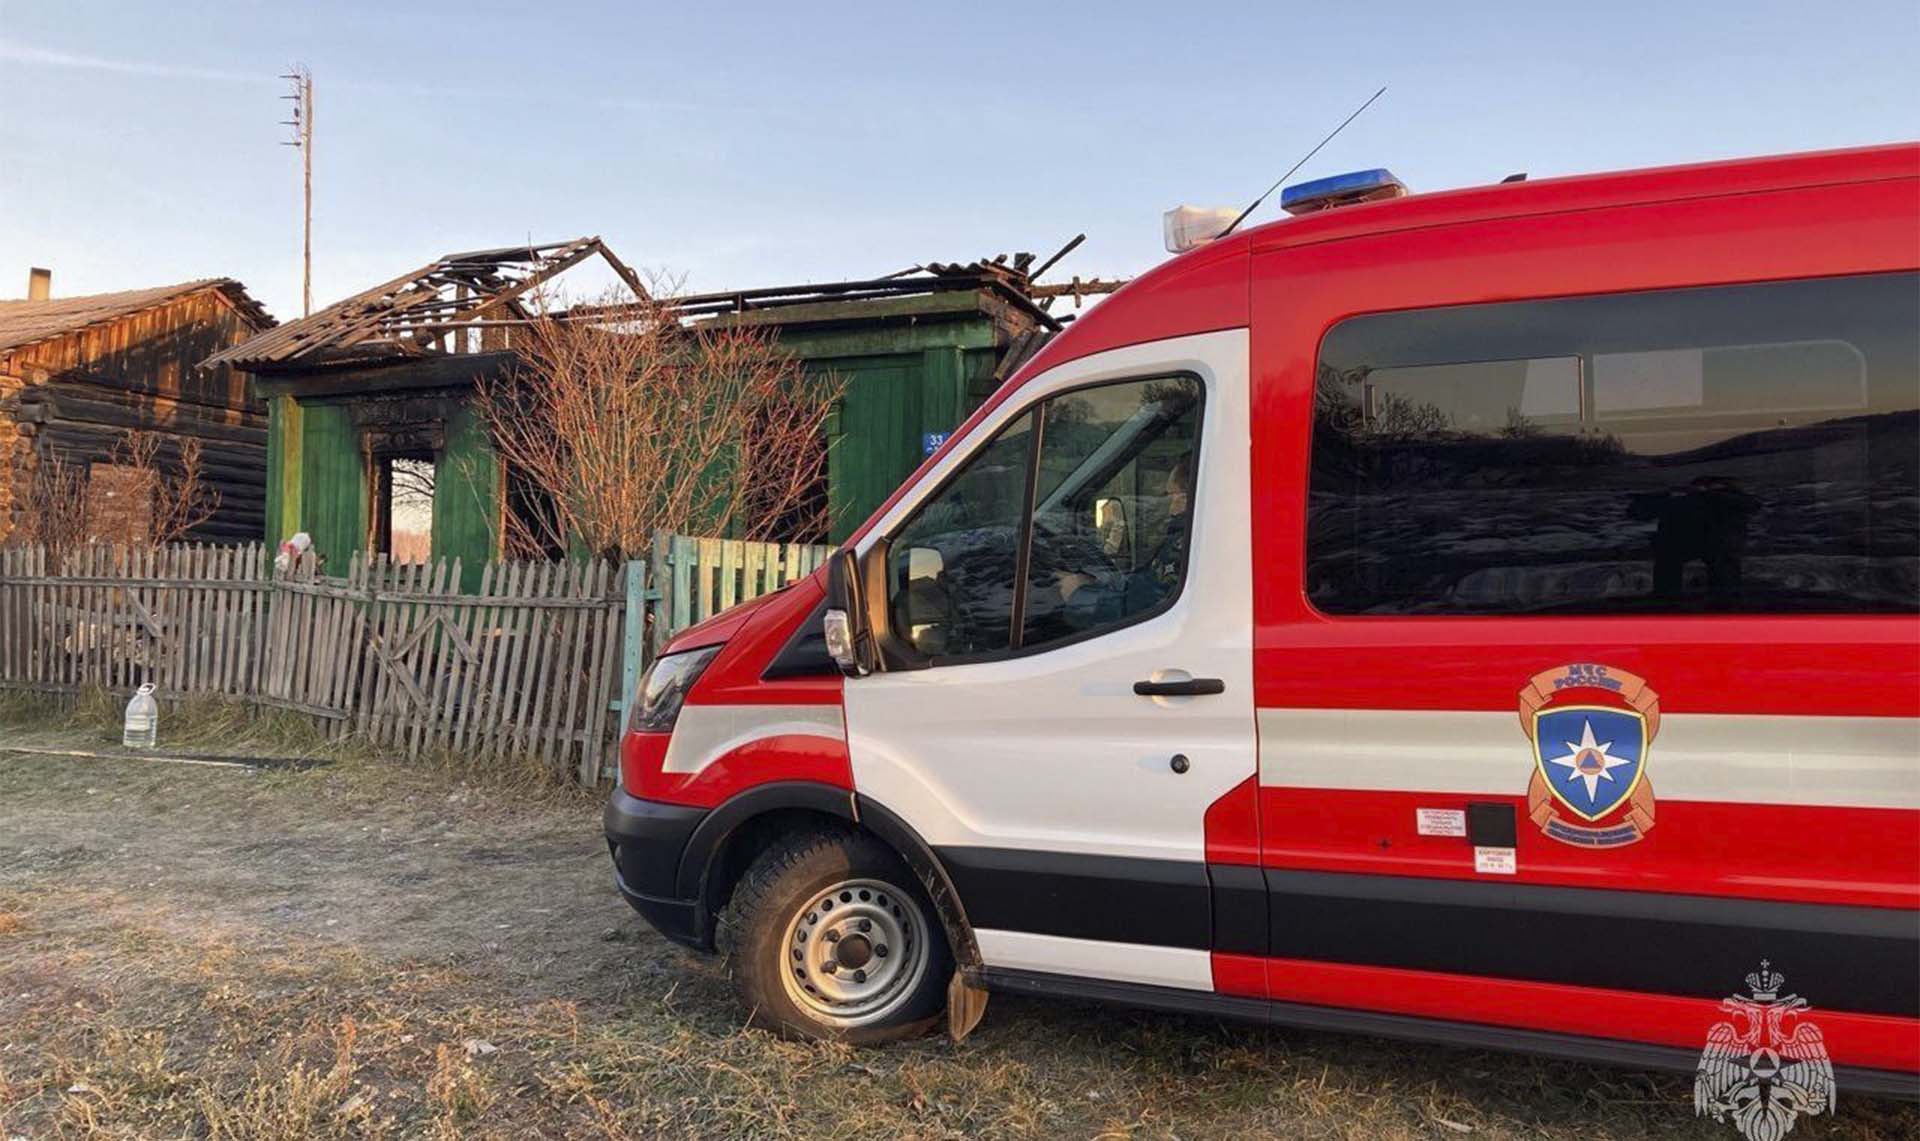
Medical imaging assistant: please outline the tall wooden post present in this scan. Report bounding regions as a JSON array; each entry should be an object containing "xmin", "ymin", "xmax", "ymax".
[{"xmin": 281, "ymin": 65, "xmax": 314, "ymax": 317}]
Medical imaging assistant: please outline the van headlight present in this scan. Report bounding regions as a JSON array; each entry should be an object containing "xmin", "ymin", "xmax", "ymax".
[{"xmin": 632, "ymin": 645, "xmax": 721, "ymax": 732}]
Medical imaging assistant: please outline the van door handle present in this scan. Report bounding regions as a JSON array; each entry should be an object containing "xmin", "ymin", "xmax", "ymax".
[{"xmin": 1133, "ymin": 677, "xmax": 1225, "ymax": 697}]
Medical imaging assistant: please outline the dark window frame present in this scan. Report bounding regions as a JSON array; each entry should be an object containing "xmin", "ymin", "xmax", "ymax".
[
  {"xmin": 1301, "ymin": 271, "xmax": 1920, "ymax": 619},
  {"xmin": 879, "ymin": 371, "xmax": 1208, "ymax": 669}
]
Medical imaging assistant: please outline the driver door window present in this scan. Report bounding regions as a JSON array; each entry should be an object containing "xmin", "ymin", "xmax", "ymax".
[
  {"xmin": 887, "ymin": 412, "xmax": 1033, "ymax": 658},
  {"xmin": 885, "ymin": 376, "xmax": 1203, "ymax": 664}
]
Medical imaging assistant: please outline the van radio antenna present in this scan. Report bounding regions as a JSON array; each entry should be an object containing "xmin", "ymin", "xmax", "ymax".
[{"xmin": 1217, "ymin": 84, "xmax": 1387, "ymax": 239}]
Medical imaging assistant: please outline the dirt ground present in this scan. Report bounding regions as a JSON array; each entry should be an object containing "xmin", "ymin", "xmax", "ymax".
[{"xmin": 1, "ymin": 717, "xmax": 1914, "ymax": 1139}]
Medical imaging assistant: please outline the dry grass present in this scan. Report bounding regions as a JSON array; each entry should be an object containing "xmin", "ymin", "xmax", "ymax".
[
  {"xmin": 1, "ymin": 687, "xmax": 330, "ymax": 757},
  {"xmin": 2, "ymin": 711, "xmax": 1915, "ymax": 1139},
  {"xmin": 1, "ymin": 884, "xmax": 1072, "ymax": 1138},
  {"xmin": 0, "ymin": 686, "xmax": 592, "ymax": 807},
  {"xmin": 15, "ymin": 889, "xmax": 1912, "ymax": 1141}
]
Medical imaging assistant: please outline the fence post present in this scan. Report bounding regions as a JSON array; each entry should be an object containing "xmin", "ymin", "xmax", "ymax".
[
  {"xmin": 618, "ymin": 557, "xmax": 648, "ymax": 739},
  {"xmin": 650, "ymin": 531, "xmax": 673, "ymax": 658}
]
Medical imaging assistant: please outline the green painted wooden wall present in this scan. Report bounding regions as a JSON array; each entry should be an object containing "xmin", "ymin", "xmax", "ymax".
[
  {"xmin": 259, "ymin": 302, "xmax": 1021, "ymax": 577},
  {"xmin": 432, "ymin": 402, "xmax": 500, "ymax": 590},
  {"xmin": 779, "ymin": 325, "xmax": 1003, "ymax": 542},
  {"xmin": 263, "ymin": 394, "xmax": 303, "ymax": 546},
  {"xmin": 297, "ymin": 402, "xmax": 366, "ymax": 575}
]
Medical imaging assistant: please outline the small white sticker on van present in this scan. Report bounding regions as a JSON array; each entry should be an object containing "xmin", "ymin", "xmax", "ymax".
[
  {"xmin": 1416, "ymin": 808, "xmax": 1467, "ymax": 837},
  {"xmin": 1474, "ymin": 846, "xmax": 1518, "ymax": 875}
]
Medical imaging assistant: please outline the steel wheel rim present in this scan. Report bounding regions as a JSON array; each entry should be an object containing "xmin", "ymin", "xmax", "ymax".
[{"xmin": 778, "ymin": 877, "xmax": 931, "ymax": 1027}]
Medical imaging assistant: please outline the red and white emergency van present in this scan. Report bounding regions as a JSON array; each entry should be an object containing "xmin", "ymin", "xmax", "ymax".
[{"xmin": 607, "ymin": 143, "xmax": 1920, "ymax": 1093}]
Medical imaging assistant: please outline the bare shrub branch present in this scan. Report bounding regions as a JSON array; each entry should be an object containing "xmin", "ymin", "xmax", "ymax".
[
  {"xmin": 472, "ymin": 286, "xmax": 844, "ymax": 562},
  {"xmin": 19, "ymin": 452, "xmax": 89, "ymax": 554},
  {"xmin": 104, "ymin": 431, "xmax": 222, "ymax": 545}
]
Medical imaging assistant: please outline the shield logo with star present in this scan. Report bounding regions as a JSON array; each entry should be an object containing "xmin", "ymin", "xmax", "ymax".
[
  {"xmin": 1518, "ymin": 664, "xmax": 1661, "ymax": 847},
  {"xmin": 1530, "ymin": 705, "xmax": 1648, "ymax": 821}
]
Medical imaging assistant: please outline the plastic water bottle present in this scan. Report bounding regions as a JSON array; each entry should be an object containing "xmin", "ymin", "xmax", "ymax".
[{"xmin": 123, "ymin": 683, "xmax": 158, "ymax": 748}]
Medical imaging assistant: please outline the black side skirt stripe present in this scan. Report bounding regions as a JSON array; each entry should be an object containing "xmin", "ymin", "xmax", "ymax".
[
  {"xmin": 1210, "ymin": 863, "xmax": 1267, "ymax": 955},
  {"xmin": 978, "ymin": 967, "xmax": 1920, "ymax": 1101},
  {"xmin": 933, "ymin": 846, "xmax": 1919, "ymax": 1018},
  {"xmin": 1266, "ymin": 868, "xmax": 1919, "ymax": 1019},
  {"xmin": 937, "ymin": 845, "xmax": 1213, "ymax": 950}
]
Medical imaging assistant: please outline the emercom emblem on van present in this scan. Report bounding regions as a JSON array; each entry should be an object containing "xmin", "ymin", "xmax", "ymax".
[
  {"xmin": 1695, "ymin": 961, "xmax": 1835, "ymax": 1141},
  {"xmin": 1518, "ymin": 664, "xmax": 1660, "ymax": 847}
]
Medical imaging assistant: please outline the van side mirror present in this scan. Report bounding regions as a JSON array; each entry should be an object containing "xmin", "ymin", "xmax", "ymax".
[{"xmin": 824, "ymin": 547, "xmax": 875, "ymax": 676}]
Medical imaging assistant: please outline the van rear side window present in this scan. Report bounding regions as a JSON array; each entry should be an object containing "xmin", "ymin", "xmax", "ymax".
[{"xmin": 1306, "ymin": 272, "xmax": 1920, "ymax": 615}]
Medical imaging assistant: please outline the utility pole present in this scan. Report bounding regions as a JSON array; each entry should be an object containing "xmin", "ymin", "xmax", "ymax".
[{"xmin": 280, "ymin": 65, "xmax": 313, "ymax": 317}]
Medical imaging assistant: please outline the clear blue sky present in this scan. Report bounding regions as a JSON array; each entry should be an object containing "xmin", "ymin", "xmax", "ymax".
[{"xmin": 2, "ymin": 1, "xmax": 1915, "ymax": 321}]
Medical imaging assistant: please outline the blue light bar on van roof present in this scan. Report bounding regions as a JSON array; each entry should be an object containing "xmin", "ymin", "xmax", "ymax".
[{"xmin": 1279, "ymin": 168, "xmax": 1408, "ymax": 216}]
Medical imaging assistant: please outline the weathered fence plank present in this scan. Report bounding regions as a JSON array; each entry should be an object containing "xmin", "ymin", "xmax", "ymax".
[{"xmin": 0, "ymin": 531, "xmax": 828, "ymax": 781}]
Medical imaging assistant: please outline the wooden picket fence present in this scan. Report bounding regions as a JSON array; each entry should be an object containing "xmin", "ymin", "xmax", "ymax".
[
  {"xmin": 0, "ymin": 534, "xmax": 830, "ymax": 782},
  {"xmin": 645, "ymin": 532, "xmax": 833, "ymax": 654},
  {"xmin": 0, "ymin": 544, "xmax": 279, "ymax": 705}
]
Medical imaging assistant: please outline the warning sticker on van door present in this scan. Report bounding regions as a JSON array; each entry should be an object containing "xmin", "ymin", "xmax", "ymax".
[
  {"xmin": 1473, "ymin": 847, "xmax": 1518, "ymax": 875},
  {"xmin": 1416, "ymin": 808, "xmax": 1467, "ymax": 837}
]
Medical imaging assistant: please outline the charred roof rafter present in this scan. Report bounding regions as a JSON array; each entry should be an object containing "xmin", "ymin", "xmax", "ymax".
[
  {"xmin": 206, "ymin": 237, "xmax": 649, "ymax": 372},
  {"xmin": 207, "ymin": 234, "xmax": 1128, "ymax": 376}
]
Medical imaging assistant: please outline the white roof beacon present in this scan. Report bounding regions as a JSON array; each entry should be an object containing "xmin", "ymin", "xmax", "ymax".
[
  {"xmin": 1162, "ymin": 205, "xmax": 1240, "ymax": 254},
  {"xmin": 1279, "ymin": 168, "xmax": 1408, "ymax": 216}
]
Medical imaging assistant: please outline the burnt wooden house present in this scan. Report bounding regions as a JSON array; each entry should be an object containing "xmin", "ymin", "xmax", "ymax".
[
  {"xmin": 206, "ymin": 239, "xmax": 649, "ymax": 588},
  {"xmin": 208, "ymin": 237, "xmax": 1117, "ymax": 587},
  {"xmin": 0, "ymin": 270, "xmax": 276, "ymax": 543}
]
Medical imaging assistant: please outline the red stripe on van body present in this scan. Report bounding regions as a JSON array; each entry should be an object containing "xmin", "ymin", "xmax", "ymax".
[
  {"xmin": 681, "ymin": 575, "xmax": 843, "ymax": 706},
  {"xmin": 624, "ymin": 731, "xmax": 851, "ymax": 809},
  {"xmin": 1210, "ymin": 950, "xmax": 1268, "ymax": 998},
  {"xmin": 1249, "ymin": 620, "xmax": 1920, "ymax": 718},
  {"xmin": 1256, "ymin": 786, "xmax": 1920, "ymax": 910},
  {"xmin": 1203, "ymin": 774, "xmax": 1262, "ymax": 865},
  {"xmin": 1207, "ymin": 953, "xmax": 1919, "ymax": 1073}
]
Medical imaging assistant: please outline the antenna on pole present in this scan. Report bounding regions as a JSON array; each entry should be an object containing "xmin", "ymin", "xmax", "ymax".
[
  {"xmin": 280, "ymin": 64, "xmax": 313, "ymax": 317},
  {"xmin": 1217, "ymin": 85, "xmax": 1386, "ymax": 239}
]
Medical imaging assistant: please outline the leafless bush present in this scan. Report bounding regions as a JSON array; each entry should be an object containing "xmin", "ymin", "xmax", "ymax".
[
  {"xmin": 18, "ymin": 452, "xmax": 89, "ymax": 553},
  {"xmin": 472, "ymin": 288, "xmax": 844, "ymax": 561},
  {"xmin": 102, "ymin": 431, "xmax": 222, "ymax": 545}
]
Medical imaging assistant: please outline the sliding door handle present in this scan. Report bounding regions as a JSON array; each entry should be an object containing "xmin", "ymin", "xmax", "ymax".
[{"xmin": 1133, "ymin": 677, "xmax": 1225, "ymax": 697}]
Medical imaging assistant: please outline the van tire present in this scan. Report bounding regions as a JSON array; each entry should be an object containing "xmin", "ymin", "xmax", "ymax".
[{"xmin": 717, "ymin": 830, "xmax": 950, "ymax": 1043}]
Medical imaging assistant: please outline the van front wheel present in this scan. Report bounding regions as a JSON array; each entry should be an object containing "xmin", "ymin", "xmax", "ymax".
[{"xmin": 717, "ymin": 831, "xmax": 949, "ymax": 1042}]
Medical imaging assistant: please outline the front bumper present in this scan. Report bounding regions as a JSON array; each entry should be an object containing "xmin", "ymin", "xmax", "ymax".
[{"xmin": 604, "ymin": 788, "xmax": 711, "ymax": 949}]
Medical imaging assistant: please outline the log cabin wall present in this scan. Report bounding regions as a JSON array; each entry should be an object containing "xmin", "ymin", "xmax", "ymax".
[
  {"xmin": 0, "ymin": 281, "xmax": 275, "ymax": 544},
  {"xmin": 0, "ymin": 371, "xmax": 24, "ymax": 537}
]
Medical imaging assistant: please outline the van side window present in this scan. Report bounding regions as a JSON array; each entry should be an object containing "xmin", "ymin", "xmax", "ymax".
[
  {"xmin": 1020, "ymin": 378, "xmax": 1202, "ymax": 648},
  {"xmin": 1307, "ymin": 271, "xmax": 1920, "ymax": 616},
  {"xmin": 887, "ymin": 412, "xmax": 1034, "ymax": 657},
  {"xmin": 886, "ymin": 376, "xmax": 1203, "ymax": 662}
]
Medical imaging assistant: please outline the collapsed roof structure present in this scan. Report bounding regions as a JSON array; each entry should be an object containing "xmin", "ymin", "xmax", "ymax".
[
  {"xmin": 208, "ymin": 235, "xmax": 1126, "ymax": 581},
  {"xmin": 206, "ymin": 237, "xmax": 647, "ymax": 373},
  {"xmin": 207, "ymin": 236, "xmax": 1124, "ymax": 377}
]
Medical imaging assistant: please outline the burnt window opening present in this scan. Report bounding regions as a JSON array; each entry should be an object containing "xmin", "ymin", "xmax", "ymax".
[
  {"xmin": 504, "ymin": 463, "xmax": 568, "ymax": 561},
  {"xmin": 374, "ymin": 453, "xmax": 436, "ymax": 563}
]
